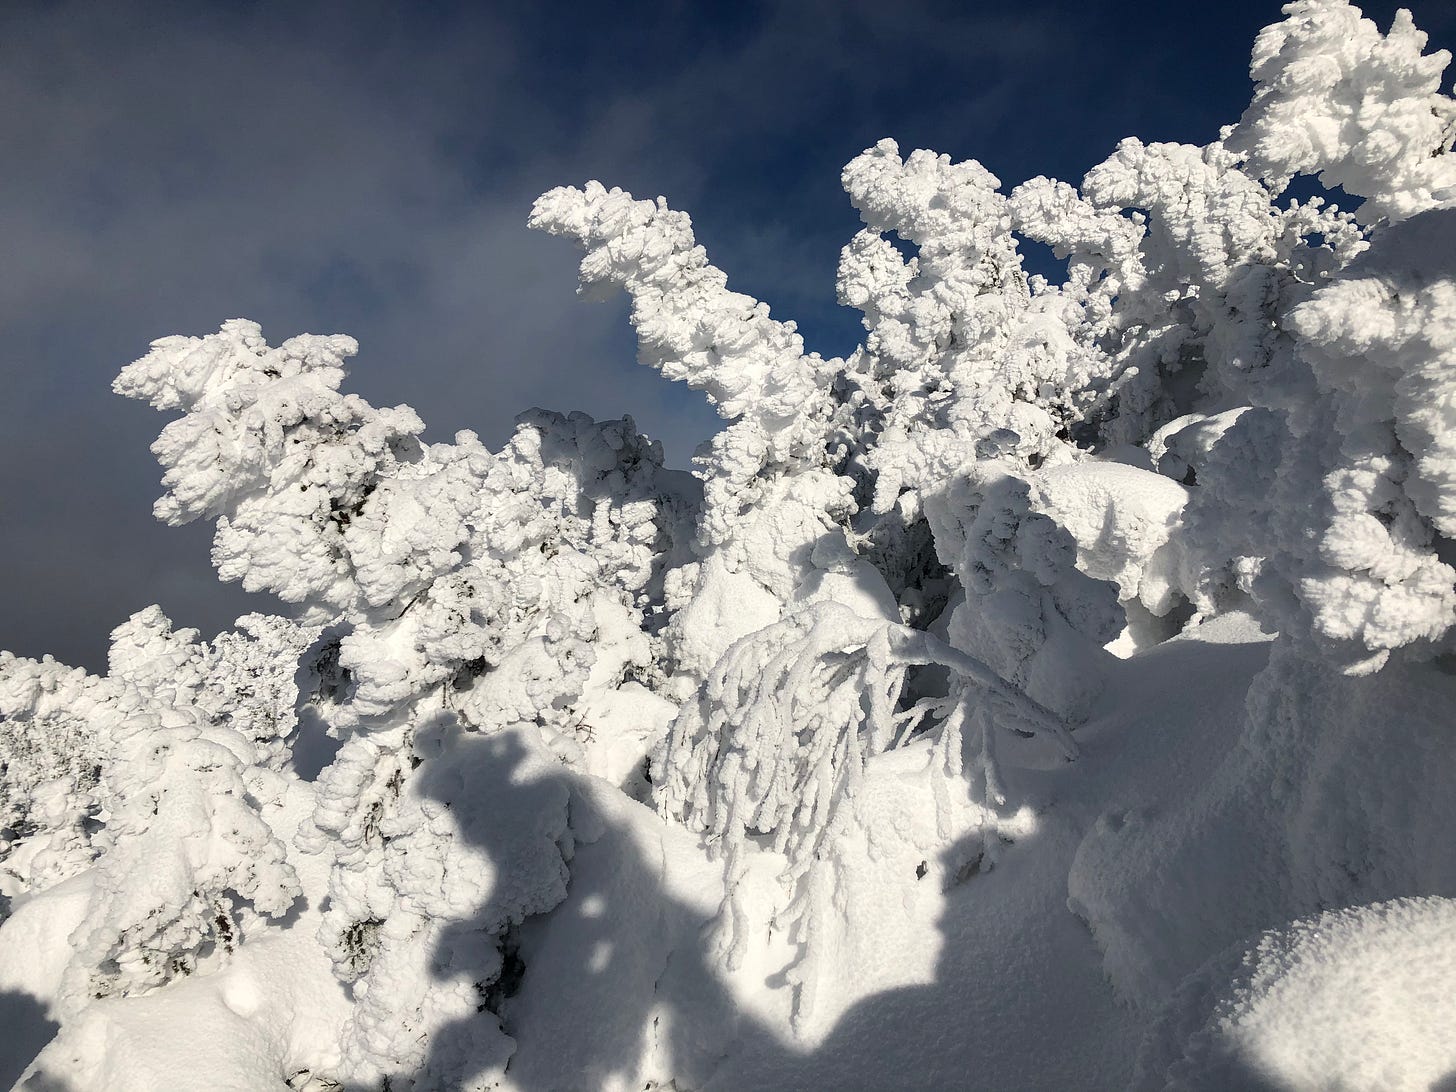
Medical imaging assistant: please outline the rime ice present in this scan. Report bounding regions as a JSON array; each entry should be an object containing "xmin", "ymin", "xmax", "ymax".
[{"xmin": 4, "ymin": 2, "xmax": 1456, "ymax": 1088}]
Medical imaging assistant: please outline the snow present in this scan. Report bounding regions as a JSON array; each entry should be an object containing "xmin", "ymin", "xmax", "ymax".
[
  {"xmin": 5, "ymin": 1, "xmax": 1456, "ymax": 1087},
  {"xmin": 1228, "ymin": 0, "xmax": 1456, "ymax": 224},
  {"xmin": 1035, "ymin": 460, "xmax": 1190, "ymax": 616},
  {"xmin": 1133, "ymin": 897, "xmax": 1456, "ymax": 1091},
  {"xmin": 12, "ymin": 783, "xmax": 351, "ymax": 1091}
]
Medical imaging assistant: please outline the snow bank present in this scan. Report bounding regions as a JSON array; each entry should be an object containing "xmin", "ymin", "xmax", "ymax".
[
  {"xmin": 1133, "ymin": 897, "xmax": 1456, "ymax": 1091},
  {"xmin": 1069, "ymin": 640, "xmax": 1456, "ymax": 1009}
]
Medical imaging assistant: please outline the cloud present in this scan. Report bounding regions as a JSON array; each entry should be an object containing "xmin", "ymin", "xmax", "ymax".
[
  {"xmin": 0, "ymin": 0, "xmax": 736, "ymax": 668},
  {"xmin": 16, "ymin": 0, "xmax": 1432, "ymax": 669}
]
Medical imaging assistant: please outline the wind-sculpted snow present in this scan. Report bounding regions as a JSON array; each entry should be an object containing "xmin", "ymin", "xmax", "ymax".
[{"xmin": 6, "ymin": 2, "xmax": 1456, "ymax": 1087}]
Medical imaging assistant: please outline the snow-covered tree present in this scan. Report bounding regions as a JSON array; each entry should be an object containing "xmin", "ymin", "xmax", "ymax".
[
  {"xmin": 1208, "ymin": 2, "xmax": 1456, "ymax": 670},
  {"xmin": 114, "ymin": 321, "xmax": 693, "ymax": 1085},
  {"xmin": 530, "ymin": 182, "xmax": 855, "ymax": 691},
  {"xmin": 0, "ymin": 609, "xmax": 304, "ymax": 1015},
  {"xmin": 653, "ymin": 599, "xmax": 1065, "ymax": 1006},
  {"xmin": 7, "ymin": 2, "xmax": 1456, "ymax": 1088},
  {"xmin": 0, "ymin": 653, "xmax": 109, "ymax": 906},
  {"xmin": 1229, "ymin": 0, "xmax": 1456, "ymax": 225}
]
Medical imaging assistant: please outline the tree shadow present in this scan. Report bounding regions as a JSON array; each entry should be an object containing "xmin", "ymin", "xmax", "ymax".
[
  {"xmin": 0, "ymin": 989, "xmax": 60, "ymax": 1089},
  {"xmin": 412, "ymin": 719, "xmax": 798, "ymax": 1089},
  {"xmin": 408, "ymin": 717, "xmax": 1139, "ymax": 1091}
]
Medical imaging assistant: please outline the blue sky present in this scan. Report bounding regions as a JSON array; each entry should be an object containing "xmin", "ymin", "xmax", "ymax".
[{"xmin": 4, "ymin": 0, "xmax": 1454, "ymax": 670}]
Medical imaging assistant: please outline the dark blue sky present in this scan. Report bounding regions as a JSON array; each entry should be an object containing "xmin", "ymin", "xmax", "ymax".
[{"xmin": 4, "ymin": 0, "xmax": 1454, "ymax": 670}]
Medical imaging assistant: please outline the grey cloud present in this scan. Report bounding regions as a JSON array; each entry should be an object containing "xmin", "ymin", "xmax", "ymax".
[
  {"xmin": 0, "ymin": 1, "xmax": 735, "ymax": 670},
  {"xmin": 5, "ymin": 0, "xmax": 1334, "ymax": 671}
]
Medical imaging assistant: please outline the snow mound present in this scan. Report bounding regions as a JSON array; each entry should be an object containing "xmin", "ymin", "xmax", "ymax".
[
  {"xmin": 1034, "ymin": 460, "xmax": 1189, "ymax": 617},
  {"xmin": 1133, "ymin": 897, "xmax": 1456, "ymax": 1092}
]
